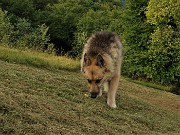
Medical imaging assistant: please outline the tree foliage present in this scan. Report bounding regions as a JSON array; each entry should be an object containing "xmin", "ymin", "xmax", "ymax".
[
  {"xmin": 146, "ymin": 0, "xmax": 180, "ymax": 83},
  {"xmin": 0, "ymin": 8, "xmax": 53, "ymax": 52},
  {"xmin": 121, "ymin": 0, "xmax": 152, "ymax": 79},
  {"xmin": 73, "ymin": 2, "xmax": 123, "ymax": 56},
  {"xmin": 45, "ymin": 0, "xmax": 87, "ymax": 54},
  {"xmin": 0, "ymin": 8, "xmax": 14, "ymax": 45}
]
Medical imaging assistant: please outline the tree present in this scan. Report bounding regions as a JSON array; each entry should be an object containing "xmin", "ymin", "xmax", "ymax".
[
  {"xmin": 32, "ymin": 0, "xmax": 58, "ymax": 10},
  {"xmin": 1, "ymin": 0, "xmax": 36, "ymax": 22},
  {"xmin": 45, "ymin": 0, "xmax": 89, "ymax": 54},
  {"xmin": 146, "ymin": 0, "xmax": 180, "ymax": 83},
  {"xmin": 0, "ymin": 8, "xmax": 14, "ymax": 45},
  {"xmin": 121, "ymin": 0, "xmax": 152, "ymax": 79},
  {"xmin": 73, "ymin": 2, "xmax": 123, "ymax": 56}
]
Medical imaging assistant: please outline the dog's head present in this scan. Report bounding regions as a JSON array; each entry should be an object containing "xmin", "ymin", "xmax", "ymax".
[{"xmin": 81, "ymin": 53, "xmax": 110, "ymax": 98}]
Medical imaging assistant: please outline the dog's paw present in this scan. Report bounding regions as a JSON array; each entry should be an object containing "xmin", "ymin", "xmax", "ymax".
[{"xmin": 107, "ymin": 101, "xmax": 117, "ymax": 108}]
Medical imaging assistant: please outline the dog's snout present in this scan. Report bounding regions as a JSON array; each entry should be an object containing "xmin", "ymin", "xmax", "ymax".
[{"xmin": 90, "ymin": 92, "xmax": 99, "ymax": 99}]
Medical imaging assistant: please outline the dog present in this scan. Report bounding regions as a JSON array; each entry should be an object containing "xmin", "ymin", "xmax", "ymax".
[{"xmin": 81, "ymin": 32, "xmax": 123, "ymax": 108}]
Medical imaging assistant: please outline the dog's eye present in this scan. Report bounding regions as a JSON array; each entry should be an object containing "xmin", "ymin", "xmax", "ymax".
[
  {"xmin": 95, "ymin": 79, "xmax": 102, "ymax": 84},
  {"xmin": 87, "ymin": 79, "xmax": 92, "ymax": 84}
]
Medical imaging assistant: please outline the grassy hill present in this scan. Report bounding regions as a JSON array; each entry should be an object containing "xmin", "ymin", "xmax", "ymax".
[{"xmin": 0, "ymin": 47, "xmax": 180, "ymax": 135}]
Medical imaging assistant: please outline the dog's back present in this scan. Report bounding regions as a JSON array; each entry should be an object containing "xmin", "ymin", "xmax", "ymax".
[
  {"xmin": 82, "ymin": 32, "xmax": 123, "ymax": 74},
  {"xmin": 85, "ymin": 32, "xmax": 122, "ymax": 55}
]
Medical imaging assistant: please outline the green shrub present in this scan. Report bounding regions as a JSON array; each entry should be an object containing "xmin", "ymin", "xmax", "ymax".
[
  {"xmin": 0, "ymin": 13, "xmax": 54, "ymax": 53},
  {"xmin": 72, "ymin": 32, "xmax": 88, "ymax": 57},
  {"xmin": 146, "ymin": 0, "xmax": 180, "ymax": 83},
  {"xmin": 121, "ymin": 0, "xmax": 152, "ymax": 80},
  {"xmin": 0, "ymin": 8, "xmax": 14, "ymax": 45},
  {"xmin": 73, "ymin": 4, "xmax": 123, "ymax": 56}
]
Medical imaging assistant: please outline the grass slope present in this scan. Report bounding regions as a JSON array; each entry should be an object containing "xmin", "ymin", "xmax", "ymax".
[
  {"xmin": 0, "ymin": 46, "xmax": 80, "ymax": 71},
  {"xmin": 0, "ymin": 49, "xmax": 180, "ymax": 135}
]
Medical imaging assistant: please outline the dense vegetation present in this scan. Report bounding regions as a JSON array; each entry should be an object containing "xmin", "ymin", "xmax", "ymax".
[{"xmin": 0, "ymin": 0, "xmax": 180, "ymax": 84}]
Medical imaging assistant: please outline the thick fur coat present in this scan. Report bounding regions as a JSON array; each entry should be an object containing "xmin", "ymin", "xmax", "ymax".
[{"xmin": 81, "ymin": 32, "xmax": 123, "ymax": 108}]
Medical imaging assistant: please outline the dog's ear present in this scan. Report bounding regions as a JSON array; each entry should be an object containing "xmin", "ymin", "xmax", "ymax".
[
  {"xmin": 83, "ymin": 53, "xmax": 91, "ymax": 66},
  {"xmin": 96, "ymin": 54, "xmax": 104, "ymax": 67}
]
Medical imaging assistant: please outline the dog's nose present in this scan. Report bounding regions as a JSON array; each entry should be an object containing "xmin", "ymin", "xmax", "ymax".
[{"xmin": 90, "ymin": 92, "xmax": 99, "ymax": 99}]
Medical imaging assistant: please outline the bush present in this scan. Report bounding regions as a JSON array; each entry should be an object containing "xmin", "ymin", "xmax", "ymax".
[
  {"xmin": 146, "ymin": 0, "xmax": 180, "ymax": 83},
  {"xmin": 72, "ymin": 32, "xmax": 88, "ymax": 57},
  {"xmin": 145, "ymin": 26, "xmax": 179, "ymax": 83},
  {"xmin": 46, "ymin": 0, "xmax": 87, "ymax": 53},
  {"xmin": 0, "ymin": 13, "xmax": 54, "ymax": 53},
  {"xmin": 73, "ymin": 4, "xmax": 123, "ymax": 56},
  {"xmin": 121, "ymin": 0, "xmax": 152, "ymax": 80},
  {"xmin": 0, "ymin": 8, "xmax": 14, "ymax": 45}
]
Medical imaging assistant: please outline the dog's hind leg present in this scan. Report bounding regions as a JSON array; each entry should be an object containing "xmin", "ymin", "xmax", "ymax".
[{"xmin": 107, "ymin": 75, "xmax": 119, "ymax": 108}]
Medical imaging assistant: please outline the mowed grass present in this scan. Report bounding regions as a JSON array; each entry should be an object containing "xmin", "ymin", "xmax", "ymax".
[{"xmin": 0, "ymin": 47, "xmax": 180, "ymax": 135}]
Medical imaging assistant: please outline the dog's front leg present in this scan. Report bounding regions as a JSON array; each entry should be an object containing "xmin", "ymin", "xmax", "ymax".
[
  {"xmin": 107, "ymin": 74, "xmax": 119, "ymax": 108},
  {"xmin": 104, "ymin": 81, "xmax": 110, "ymax": 92}
]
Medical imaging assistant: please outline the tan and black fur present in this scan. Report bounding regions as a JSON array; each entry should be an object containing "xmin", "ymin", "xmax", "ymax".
[{"xmin": 81, "ymin": 32, "xmax": 123, "ymax": 108}]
